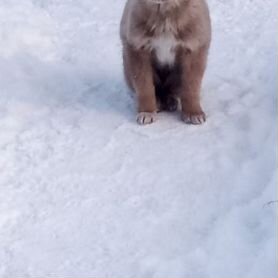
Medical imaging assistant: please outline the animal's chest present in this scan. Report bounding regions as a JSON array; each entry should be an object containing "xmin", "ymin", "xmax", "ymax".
[{"xmin": 149, "ymin": 32, "xmax": 178, "ymax": 66}]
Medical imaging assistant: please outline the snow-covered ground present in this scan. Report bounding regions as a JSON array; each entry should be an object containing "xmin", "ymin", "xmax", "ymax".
[{"xmin": 0, "ymin": 0, "xmax": 276, "ymax": 277}]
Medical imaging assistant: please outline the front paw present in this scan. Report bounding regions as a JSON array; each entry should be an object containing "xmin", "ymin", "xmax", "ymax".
[
  {"xmin": 137, "ymin": 112, "xmax": 156, "ymax": 125},
  {"xmin": 182, "ymin": 111, "xmax": 206, "ymax": 125}
]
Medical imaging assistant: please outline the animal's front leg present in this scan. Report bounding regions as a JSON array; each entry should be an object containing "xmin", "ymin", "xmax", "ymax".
[
  {"xmin": 179, "ymin": 48, "xmax": 208, "ymax": 125},
  {"xmin": 125, "ymin": 45, "xmax": 157, "ymax": 125}
]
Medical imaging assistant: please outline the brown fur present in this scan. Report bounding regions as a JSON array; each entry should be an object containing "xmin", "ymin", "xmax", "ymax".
[{"xmin": 120, "ymin": 0, "xmax": 211, "ymax": 124}]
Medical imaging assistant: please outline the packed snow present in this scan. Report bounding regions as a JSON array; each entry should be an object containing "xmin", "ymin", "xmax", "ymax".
[{"xmin": 0, "ymin": 0, "xmax": 276, "ymax": 277}]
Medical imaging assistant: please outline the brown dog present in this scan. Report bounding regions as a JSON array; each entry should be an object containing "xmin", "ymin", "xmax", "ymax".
[{"xmin": 120, "ymin": 0, "xmax": 211, "ymax": 125}]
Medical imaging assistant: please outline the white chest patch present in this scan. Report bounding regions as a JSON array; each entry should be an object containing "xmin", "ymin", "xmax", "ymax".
[{"xmin": 150, "ymin": 33, "xmax": 178, "ymax": 66}]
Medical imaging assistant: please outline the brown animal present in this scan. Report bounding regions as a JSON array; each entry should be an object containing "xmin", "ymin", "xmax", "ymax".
[{"xmin": 120, "ymin": 0, "xmax": 211, "ymax": 125}]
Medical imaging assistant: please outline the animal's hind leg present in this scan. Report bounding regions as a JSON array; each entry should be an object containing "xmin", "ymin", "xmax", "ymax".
[
  {"xmin": 156, "ymin": 82, "xmax": 179, "ymax": 112},
  {"xmin": 161, "ymin": 94, "xmax": 179, "ymax": 112},
  {"xmin": 155, "ymin": 77, "xmax": 179, "ymax": 112}
]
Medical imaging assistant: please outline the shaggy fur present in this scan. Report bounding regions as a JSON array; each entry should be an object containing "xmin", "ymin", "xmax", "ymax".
[{"xmin": 120, "ymin": 0, "xmax": 211, "ymax": 125}]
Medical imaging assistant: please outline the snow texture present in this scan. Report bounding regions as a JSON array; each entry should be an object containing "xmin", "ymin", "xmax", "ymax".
[{"xmin": 0, "ymin": 0, "xmax": 277, "ymax": 277}]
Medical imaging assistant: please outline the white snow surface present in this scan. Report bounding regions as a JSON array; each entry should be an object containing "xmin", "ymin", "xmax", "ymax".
[{"xmin": 0, "ymin": 0, "xmax": 277, "ymax": 277}]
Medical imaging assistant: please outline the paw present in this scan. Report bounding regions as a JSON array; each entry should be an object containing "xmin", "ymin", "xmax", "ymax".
[
  {"xmin": 164, "ymin": 97, "xmax": 179, "ymax": 112},
  {"xmin": 182, "ymin": 111, "xmax": 206, "ymax": 125},
  {"xmin": 158, "ymin": 97, "xmax": 179, "ymax": 112},
  {"xmin": 137, "ymin": 112, "xmax": 156, "ymax": 125}
]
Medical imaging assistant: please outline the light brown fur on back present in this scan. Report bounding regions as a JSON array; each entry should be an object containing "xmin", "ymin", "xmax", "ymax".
[{"xmin": 120, "ymin": 0, "xmax": 211, "ymax": 125}]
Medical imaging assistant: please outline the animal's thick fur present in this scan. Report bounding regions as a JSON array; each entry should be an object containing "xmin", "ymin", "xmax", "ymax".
[{"xmin": 120, "ymin": 0, "xmax": 211, "ymax": 125}]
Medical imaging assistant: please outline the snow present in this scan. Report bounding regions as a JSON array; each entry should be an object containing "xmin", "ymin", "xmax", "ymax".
[{"xmin": 0, "ymin": 0, "xmax": 276, "ymax": 277}]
